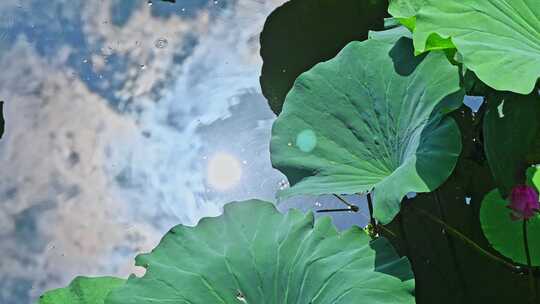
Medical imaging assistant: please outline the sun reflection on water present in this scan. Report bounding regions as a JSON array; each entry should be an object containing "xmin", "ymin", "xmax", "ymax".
[{"xmin": 206, "ymin": 152, "xmax": 242, "ymax": 191}]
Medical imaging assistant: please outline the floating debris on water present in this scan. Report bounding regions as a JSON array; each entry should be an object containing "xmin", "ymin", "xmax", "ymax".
[{"xmin": 155, "ymin": 38, "xmax": 168, "ymax": 49}]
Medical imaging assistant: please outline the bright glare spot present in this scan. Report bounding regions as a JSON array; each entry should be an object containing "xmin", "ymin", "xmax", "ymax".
[
  {"xmin": 296, "ymin": 129, "xmax": 317, "ymax": 153},
  {"xmin": 207, "ymin": 152, "xmax": 242, "ymax": 190}
]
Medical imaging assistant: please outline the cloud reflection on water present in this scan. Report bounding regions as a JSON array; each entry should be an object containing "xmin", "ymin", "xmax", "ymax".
[{"xmin": 0, "ymin": 1, "xmax": 366, "ymax": 303}]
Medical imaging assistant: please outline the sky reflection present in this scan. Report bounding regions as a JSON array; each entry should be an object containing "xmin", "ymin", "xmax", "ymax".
[{"xmin": 0, "ymin": 1, "xmax": 367, "ymax": 303}]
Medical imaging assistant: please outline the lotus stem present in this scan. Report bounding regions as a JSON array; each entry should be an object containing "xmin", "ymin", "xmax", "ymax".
[
  {"xmin": 331, "ymin": 194, "xmax": 397, "ymax": 238},
  {"xmin": 366, "ymin": 192, "xmax": 377, "ymax": 229},
  {"xmin": 333, "ymin": 194, "xmax": 360, "ymax": 212},
  {"xmin": 523, "ymin": 220, "xmax": 537, "ymax": 303},
  {"xmin": 316, "ymin": 208, "xmax": 354, "ymax": 213},
  {"xmin": 433, "ymin": 191, "xmax": 469, "ymax": 300},
  {"xmin": 316, "ymin": 195, "xmax": 360, "ymax": 213},
  {"xmin": 410, "ymin": 205, "xmax": 520, "ymax": 273}
]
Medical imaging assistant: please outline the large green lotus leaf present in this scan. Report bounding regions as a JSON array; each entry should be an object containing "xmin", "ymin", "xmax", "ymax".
[
  {"xmin": 39, "ymin": 276, "xmax": 125, "ymax": 304},
  {"xmin": 369, "ymin": 25, "xmax": 411, "ymax": 43},
  {"xmin": 388, "ymin": 0, "xmax": 425, "ymax": 18},
  {"xmin": 413, "ymin": 0, "xmax": 540, "ymax": 95},
  {"xmin": 387, "ymin": 0, "xmax": 456, "ymax": 52},
  {"xmin": 271, "ymin": 37, "xmax": 463, "ymax": 224},
  {"xmin": 483, "ymin": 93, "xmax": 540, "ymax": 197},
  {"xmin": 259, "ymin": 0, "xmax": 387, "ymax": 115},
  {"xmin": 480, "ymin": 189, "xmax": 540, "ymax": 266},
  {"xmin": 106, "ymin": 200, "xmax": 415, "ymax": 304}
]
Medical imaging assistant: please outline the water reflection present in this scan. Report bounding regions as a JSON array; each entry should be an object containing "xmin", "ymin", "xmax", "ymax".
[
  {"xmin": 206, "ymin": 152, "xmax": 242, "ymax": 190},
  {"xmin": 0, "ymin": 1, "xmax": 366, "ymax": 303}
]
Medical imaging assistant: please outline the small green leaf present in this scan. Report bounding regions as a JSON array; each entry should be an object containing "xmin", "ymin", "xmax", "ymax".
[
  {"xmin": 480, "ymin": 189, "xmax": 540, "ymax": 266},
  {"xmin": 106, "ymin": 200, "xmax": 415, "ymax": 304},
  {"xmin": 397, "ymin": 16, "xmax": 416, "ymax": 31},
  {"xmin": 526, "ymin": 165, "xmax": 540, "ymax": 191},
  {"xmin": 419, "ymin": 32, "xmax": 454, "ymax": 54},
  {"xmin": 413, "ymin": 0, "xmax": 540, "ymax": 94},
  {"xmin": 259, "ymin": 0, "xmax": 387, "ymax": 114},
  {"xmin": 271, "ymin": 37, "xmax": 463, "ymax": 224},
  {"xmin": 39, "ymin": 276, "xmax": 125, "ymax": 304},
  {"xmin": 483, "ymin": 93, "xmax": 540, "ymax": 197}
]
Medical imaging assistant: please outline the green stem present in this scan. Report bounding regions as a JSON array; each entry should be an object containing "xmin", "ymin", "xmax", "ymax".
[
  {"xmin": 366, "ymin": 192, "xmax": 377, "ymax": 229},
  {"xmin": 433, "ymin": 191, "xmax": 469, "ymax": 300},
  {"xmin": 333, "ymin": 194, "xmax": 360, "ymax": 212},
  {"xmin": 316, "ymin": 208, "xmax": 353, "ymax": 213},
  {"xmin": 334, "ymin": 194, "xmax": 397, "ymax": 238},
  {"xmin": 410, "ymin": 205, "xmax": 519, "ymax": 273},
  {"xmin": 523, "ymin": 220, "xmax": 537, "ymax": 303},
  {"xmin": 317, "ymin": 194, "xmax": 362, "ymax": 214}
]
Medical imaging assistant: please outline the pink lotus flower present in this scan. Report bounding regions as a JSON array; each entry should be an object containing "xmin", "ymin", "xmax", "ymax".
[{"xmin": 507, "ymin": 185, "xmax": 539, "ymax": 221}]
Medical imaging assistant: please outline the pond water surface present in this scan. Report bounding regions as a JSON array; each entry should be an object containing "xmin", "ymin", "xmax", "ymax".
[{"xmin": 0, "ymin": 1, "xmax": 368, "ymax": 303}]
